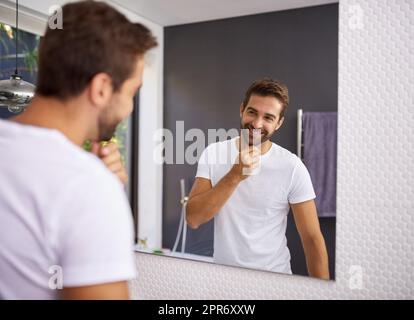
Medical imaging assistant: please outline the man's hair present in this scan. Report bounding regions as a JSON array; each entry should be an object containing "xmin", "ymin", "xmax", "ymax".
[
  {"xmin": 242, "ymin": 78, "xmax": 290, "ymax": 120},
  {"xmin": 36, "ymin": 0, "xmax": 157, "ymax": 100}
]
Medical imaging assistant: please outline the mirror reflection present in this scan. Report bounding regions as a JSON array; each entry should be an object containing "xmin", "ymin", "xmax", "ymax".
[{"xmin": 137, "ymin": 1, "xmax": 339, "ymax": 280}]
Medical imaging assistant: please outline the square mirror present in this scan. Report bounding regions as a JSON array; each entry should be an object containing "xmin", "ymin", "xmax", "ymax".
[{"xmin": 133, "ymin": 0, "xmax": 339, "ymax": 280}]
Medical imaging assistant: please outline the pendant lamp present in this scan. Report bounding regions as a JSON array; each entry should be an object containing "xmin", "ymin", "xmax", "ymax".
[{"xmin": 0, "ymin": 0, "xmax": 35, "ymax": 114}]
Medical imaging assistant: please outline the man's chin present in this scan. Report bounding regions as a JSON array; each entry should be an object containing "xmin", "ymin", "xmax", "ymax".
[
  {"xmin": 98, "ymin": 126, "xmax": 117, "ymax": 142},
  {"xmin": 97, "ymin": 133, "xmax": 114, "ymax": 142}
]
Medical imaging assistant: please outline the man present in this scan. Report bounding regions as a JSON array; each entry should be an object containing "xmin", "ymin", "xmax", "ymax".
[
  {"xmin": 186, "ymin": 79, "xmax": 329, "ymax": 279},
  {"xmin": 92, "ymin": 141, "xmax": 129, "ymax": 187},
  {"xmin": 0, "ymin": 1, "xmax": 157, "ymax": 299}
]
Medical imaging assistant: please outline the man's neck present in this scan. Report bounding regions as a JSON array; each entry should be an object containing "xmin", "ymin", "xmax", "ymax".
[{"xmin": 10, "ymin": 95, "xmax": 91, "ymax": 146}]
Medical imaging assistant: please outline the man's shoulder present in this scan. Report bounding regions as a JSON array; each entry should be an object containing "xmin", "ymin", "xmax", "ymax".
[
  {"xmin": 51, "ymin": 150, "xmax": 128, "ymax": 220},
  {"xmin": 46, "ymin": 140, "xmax": 117, "ymax": 185},
  {"xmin": 271, "ymin": 142, "xmax": 293, "ymax": 156},
  {"xmin": 68, "ymin": 151, "xmax": 124, "ymax": 194},
  {"xmin": 46, "ymin": 146, "xmax": 125, "ymax": 214},
  {"xmin": 0, "ymin": 119, "xmax": 111, "ymax": 179},
  {"xmin": 269, "ymin": 143, "xmax": 302, "ymax": 168}
]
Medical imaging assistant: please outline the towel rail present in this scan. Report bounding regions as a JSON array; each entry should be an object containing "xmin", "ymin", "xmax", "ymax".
[{"xmin": 297, "ymin": 108, "xmax": 303, "ymax": 159}]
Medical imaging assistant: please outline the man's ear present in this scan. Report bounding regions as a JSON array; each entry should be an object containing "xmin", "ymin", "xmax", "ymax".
[
  {"xmin": 275, "ymin": 116, "xmax": 285, "ymax": 131},
  {"xmin": 240, "ymin": 103, "xmax": 245, "ymax": 118},
  {"xmin": 88, "ymin": 73, "xmax": 113, "ymax": 110}
]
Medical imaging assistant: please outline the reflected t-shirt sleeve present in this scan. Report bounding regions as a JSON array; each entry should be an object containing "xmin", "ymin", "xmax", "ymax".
[
  {"xmin": 288, "ymin": 158, "xmax": 316, "ymax": 204},
  {"xmin": 195, "ymin": 147, "xmax": 211, "ymax": 180}
]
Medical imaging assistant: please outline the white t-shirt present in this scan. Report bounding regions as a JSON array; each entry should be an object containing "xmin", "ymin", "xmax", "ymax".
[
  {"xmin": 0, "ymin": 119, "xmax": 136, "ymax": 299},
  {"xmin": 195, "ymin": 137, "xmax": 316, "ymax": 273}
]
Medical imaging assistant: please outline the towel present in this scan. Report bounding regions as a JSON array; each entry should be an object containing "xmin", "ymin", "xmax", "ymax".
[{"xmin": 302, "ymin": 112, "xmax": 337, "ymax": 217}]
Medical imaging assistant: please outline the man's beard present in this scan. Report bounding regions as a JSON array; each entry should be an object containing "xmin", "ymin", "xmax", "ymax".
[
  {"xmin": 98, "ymin": 123, "xmax": 117, "ymax": 141},
  {"xmin": 98, "ymin": 115, "xmax": 119, "ymax": 141},
  {"xmin": 240, "ymin": 121, "xmax": 274, "ymax": 146}
]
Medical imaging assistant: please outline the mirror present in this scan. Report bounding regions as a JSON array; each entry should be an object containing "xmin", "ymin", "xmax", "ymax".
[{"xmin": 136, "ymin": 1, "xmax": 338, "ymax": 280}]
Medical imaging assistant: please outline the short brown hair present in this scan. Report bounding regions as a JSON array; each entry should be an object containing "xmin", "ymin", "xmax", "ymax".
[
  {"xmin": 242, "ymin": 78, "xmax": 289, "ymax": 119},
  {"xmin": 36, "ymin": 0, "xmax": 157, "ymax": 99}
]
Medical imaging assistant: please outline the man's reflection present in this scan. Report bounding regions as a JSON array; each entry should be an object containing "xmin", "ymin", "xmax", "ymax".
[{"xmin": 186, "ymin": 78, "xmax": 329, "ymax": 279}]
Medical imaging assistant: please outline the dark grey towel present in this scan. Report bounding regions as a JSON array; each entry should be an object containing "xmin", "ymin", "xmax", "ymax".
[{"xmin": 302, "ymin": 112, "xmax": 337, "ymax": 217}]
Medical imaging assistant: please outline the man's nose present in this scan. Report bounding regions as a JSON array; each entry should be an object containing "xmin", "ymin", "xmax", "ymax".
[{"xmin": 252, "ymin": 118, "xmax": 264, "ymax": 129}]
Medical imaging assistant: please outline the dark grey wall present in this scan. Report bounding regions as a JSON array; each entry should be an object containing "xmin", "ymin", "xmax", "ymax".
[{"xmin": 163, "ymin": 3, "xmax": 338, "ymax": 278}]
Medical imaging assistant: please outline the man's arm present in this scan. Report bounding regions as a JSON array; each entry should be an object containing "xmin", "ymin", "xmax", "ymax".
[
  {"xmin": 290, "ymin": 199, "xmax": 330, "ymax": 280},
  {"xmin": 186, "ymin": 175, "xmax": 239, "ymax": 229},
  {"xmin": 186, "ymin": 146, "xmax": 260, "ymax": 229},
  {"xmin": 61, "ymin": 281, "xmax": 130, "ymax": 300}
]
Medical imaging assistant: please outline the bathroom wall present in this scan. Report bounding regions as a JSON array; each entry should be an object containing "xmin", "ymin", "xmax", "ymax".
[{"xmin": 130, "ymin": 0, "xmax": 414, "ymax": 299}]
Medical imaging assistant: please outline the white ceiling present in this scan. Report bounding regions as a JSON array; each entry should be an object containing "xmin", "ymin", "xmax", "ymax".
[
  {"xmin": 7, "ymin": 0, "xmax": 338, "ymax": 27},
  {"xmin": 109, "ymin": 0, "xmax": 339, "ymax": 26}
]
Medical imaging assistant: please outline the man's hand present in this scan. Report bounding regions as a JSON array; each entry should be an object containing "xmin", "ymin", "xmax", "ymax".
[
  {"xmin": 229, "ymin": 145, "xmax": 261, "ymax": 181},
  {"xmin": 91, "ymin": 141, "xmax": 128, "ymax": 186}
]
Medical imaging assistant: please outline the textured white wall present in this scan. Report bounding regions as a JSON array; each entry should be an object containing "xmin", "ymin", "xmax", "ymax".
[{"xmin": 129, "ymin": 0, "xmax": 414, "ymax": 299}]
